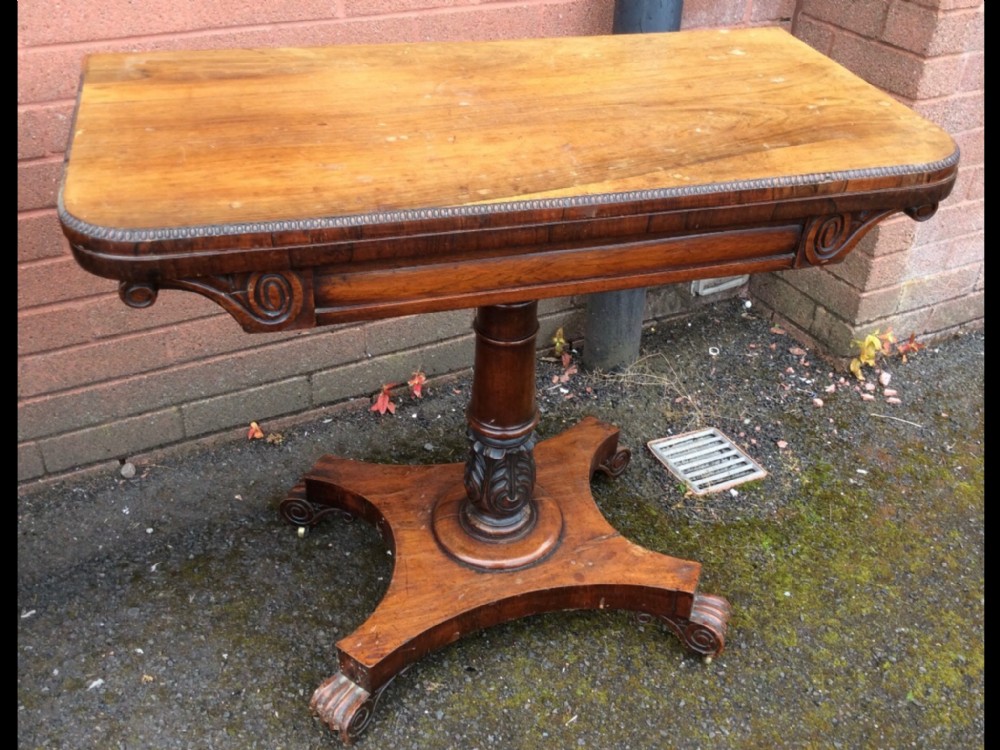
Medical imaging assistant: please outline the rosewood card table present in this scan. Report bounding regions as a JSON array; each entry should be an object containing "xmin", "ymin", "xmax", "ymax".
[{"xmin": 59, "ymin": 27, "xmax": 957, "ymax": 743}]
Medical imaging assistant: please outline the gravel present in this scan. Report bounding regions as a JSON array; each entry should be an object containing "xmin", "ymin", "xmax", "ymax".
[{"xmin": 18, "ymin": 299, "xmax": 984, "ymax": 749}]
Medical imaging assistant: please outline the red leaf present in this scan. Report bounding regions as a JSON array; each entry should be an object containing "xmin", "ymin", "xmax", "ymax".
[
  {"xmin": 896, "ymin": 332, "xmax": 925, "ymax": 357},
  {"xmin": 371, "ymin": 384, "xmax": 396, "ymax": 415},
  {"xmin": 247, "ymin": 421, "xmax": 264, "ymax": 440},
  {"xmin": 408, "ymin": 370, "xmax": 427, "ymax": 399}
]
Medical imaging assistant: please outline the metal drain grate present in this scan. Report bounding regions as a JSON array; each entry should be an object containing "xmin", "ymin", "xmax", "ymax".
[{"xmin": 647, "ymin": 427, "xmax": 767, "ymax": 495}]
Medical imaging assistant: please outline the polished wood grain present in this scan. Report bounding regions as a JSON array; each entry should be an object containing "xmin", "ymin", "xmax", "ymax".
[
  {"xmin": 288, "ymin": 417, "xmax": 729, "ymax": 743},
  {"xmin": 61, "ymin": 28, "xmax": 958, "ymax": 330},
  {"xmin": 58, "ymin": 27, "xmax": 959, "ymax": 744},
  {"xmin": 63, "ymin": 27, "xmax": 954, "ymax": 232}
]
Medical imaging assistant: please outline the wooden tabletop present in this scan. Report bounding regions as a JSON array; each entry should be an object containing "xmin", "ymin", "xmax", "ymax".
[
  {"xmin": 59, "ymin": 27, "xmax": 958, "ymax": 329},
  {"xmin": 62, "ymin": 27, "xmax": 956, "ymax": 233}
]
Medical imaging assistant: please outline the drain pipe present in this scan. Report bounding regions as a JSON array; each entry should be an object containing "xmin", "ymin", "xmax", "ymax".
[{"xmin": 582, "ymin": 0, "xmax": 683, "ymax": 372}]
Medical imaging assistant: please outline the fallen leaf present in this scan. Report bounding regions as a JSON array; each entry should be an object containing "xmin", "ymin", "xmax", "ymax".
[
  {"xmin": 552, "ymin": 327, "xmax": 567, "ymax": 356},
  {"xmin": 776, "ymin": 440, "xmax": 788, "ymax": 449},
  {"xmin": 812, "ymin": 398, "xmax": 824, "ymax": 407},
  {"xmin": 561, "ymin": 351, "xmax": 572, "ymax": 369},
  {"xmin": 789, "ymin": 347, "xmax": 807, "ymax": 356},
  {"xmin": 265, "ymin": 432, "xmax": 284, "ymax": 445},
  {"xmin": 558, "ymin": 364, "xmax": 578, "ymax": 383},
  {"xmin": 371, "ymin": 384, "xmax": 396, "ymax": 415},
  {"xmin": 896, "ymin": 332, "xmax": 925, "ymax": 361},
  {"xmin": 849, "ymin": 358, "xmax": 864, "ymax": 381},
  {"xmin": 141, "ymin": 674, "xmax": 154, "ymax": 684},
  {"xmin": 883, "ymin": 388, "xmax": 898, "ymax": 397},
  {"xmin": 408, "ymin": 370, "xmax": 427, "ymax": 398},
  {"xmin": 879, "ymin": 371, "xmax": 892, "ymax": 387},
  {"xmin": 770, "ymin": 326, "xmax": 786, "ymax": 335},
  {"xmin": 886, "ymin": 397, "xmax": 902, "ymax": 405},
  {"xmin": 861, "ymin": 393, "xmax": 876, "ymax": 402},
  {"xmin": 824, "ymin": 384, "xmax": 836, "ymax": 394},
  {"xmin": 247, "ymin": 421, "xmax": 264, "ymax": 440}
]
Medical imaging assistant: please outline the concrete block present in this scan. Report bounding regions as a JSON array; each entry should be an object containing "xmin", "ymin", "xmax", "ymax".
[
  {"xmin": 750, "ymin": 0, "xmax": 797, "ymax": 24},
  {"xmin": 960, "ymin": 50, "xmax": 984, "ymax": 92},
  {"xmin": 537, "ymin": 0, "xmax": 614, "ymax": 36},
  {"xmin": 414, "ymin": 3, "xmax": 542, "ymax": 42},
  {"xmin": 927, "ymin": 290, "xmax": 983, "ymax": 332},
  {"xmin": 17, "ymin": 256, "xmax": 116, "ymax": 311},
  {"xmin": 883, "ymin": 2, "xmax": 983, "ymax": 56},
  {"xmin": 87, "ymin": 289, "xmax": 221, "ymax": 340},
  {"xmin": 829, "ymin": 34, "xmax": 925, "ymax": 99},
  {"xmin": 914, "ymin": 92, "xmax": 983, "ymax": 134},
  {"xmin": 18, "ymin": 442, "xmax": 45, "ymax": 483},
  {"xmin": 17, "ymin": 210, "xmax": 69, "ymax": 263},
  {"xmin": 365, "ymin": 309, "xmax": 473, "ymax": 358},
  {"xmin": 312, "ymin": 333, "xmax": 475, "ymax": 406},
  {"xmin": 906, "ymin": 239, "xmax": 956, "ymax": 281},
  {"xmin": 39, "ymin": 408, "xmax": 184, "ymax": 473},
  {"xmin": 17, "ymin": 1, "xmax": 347, "ymax": 48},
  {"xmin": 809, "ymin": 305, "xmax": 857, "ymax": 358},
  {"xmin": 181, "ymin": 377, "xmax": 312, "ymax": 437},
  {"xmin": 846, "ymin": 305, "xmax": 933, "ymax": 350},
  {"xmin": 952, "ymin": 128, "xmax": 983, "ymax": 167},
  {"xmin": 18, "ymin": 327, "xmax": 366, "ymax": 442},
  {"xmin": 798, "ymin": 0, "xmax": 889, "ymax": 38},
  {"xmin": 946, "ymin": 232, "xmax": 983, "ymax": 268},
  {"xmin": 827, "ymin": 246, "xmax": 908, "ymax": 292},
  {"xmin": 868, "ymin": 216, "xmax": 918, "ymax": 258},
  {"xmin": 17, "ymin": 159, "xmax": 62, "ymax": 212},
  {"xmin": 343, "ymin": 0, "xmax": 474, "ymax": 18},
  {"xmin": 18, "ymin": 103, "xmax": 73, "ymax": 160},
  {"xmin": 855, "ymin": 286, "xmax": 905, "ymax": 325},
  {"xmin": 913, "ymin": 200, "xmax": 983, "ymax": 246},
  {"xmin": 749, "ymin": 273, "xmax": 817, "ymax": 331},
  {"xmin": 18, "ymin": 324, "xmax": 174, "ymax": 400},
  {"xmin": 794, "ymin": 16, "xmax": 836, "ymax": 54},
  {"xmin": 681, "ymin": 0, "xmax": 747, "ymax": 29},
  {"xmin": 538, "ymin": 308, "xmax": 585, "ymax": 351},
  {"xmin": 643, "ymin": 284, "xmax": 695, "ymax": 321},
  {"xmin": 18, "ymin": 301, "xmax": 102, "ymax": 357},
  {"xmin": 898, "ymin": 265, "xmax": 979, "ymax": 311},
  {"xmin": 917, "ymin": 53, "xmax": 973, "ymax": 98},
  {"xmin": 961, "ymin": 165, "xmax": 983, "ymax": 201}
]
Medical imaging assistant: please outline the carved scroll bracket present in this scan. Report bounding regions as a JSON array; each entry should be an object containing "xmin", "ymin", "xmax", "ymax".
[
  {"xmin": 798, "ymin": 210, "xmax": 895, "ymax": 267},
  {"xmin": 119, "ymin": 270, "xmax": 315, "ymax": 332}
]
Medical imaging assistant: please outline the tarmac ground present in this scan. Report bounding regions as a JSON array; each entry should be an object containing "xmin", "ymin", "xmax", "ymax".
[{"xmin": 18, "ymin": 299, "xmax": 984, "ymax": 749}]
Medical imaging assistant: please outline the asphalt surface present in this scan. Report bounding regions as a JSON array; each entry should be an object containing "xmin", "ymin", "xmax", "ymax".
[{"xmin": 18, "ymin": 300, "xmax": 984, "ymax": 749}]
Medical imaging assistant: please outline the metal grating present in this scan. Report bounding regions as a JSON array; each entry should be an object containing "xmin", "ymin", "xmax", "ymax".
[{"xmin": 647, "ymin": 427, "xmax": 767, "ymax": 495}]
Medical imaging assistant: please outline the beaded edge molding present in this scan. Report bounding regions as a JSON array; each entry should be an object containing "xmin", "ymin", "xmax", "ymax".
[{"xmin": 58, "ymin": 151, "xmax": 959, "ymax": 244}]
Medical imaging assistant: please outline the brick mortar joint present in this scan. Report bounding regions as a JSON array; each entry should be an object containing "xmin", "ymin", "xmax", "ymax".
[{"xmin": 801, "ymin": 11, "xmax": 975, "ymax": 60}]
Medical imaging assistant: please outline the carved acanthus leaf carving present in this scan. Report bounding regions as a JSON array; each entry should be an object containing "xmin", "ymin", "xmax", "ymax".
[{"xmin": 462, "ymin": 430, "xmax": 537, "ymax": 536}]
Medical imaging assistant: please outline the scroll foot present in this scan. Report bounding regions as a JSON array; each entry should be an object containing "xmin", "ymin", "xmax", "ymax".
[
  {"xmin": 638, "ymin": 592, "xmax": 732, "ymax": 658},
  {"xmin": 279, "ymin": 481, "xmax": 353, "ymax": 528},
  {"xmin": 311, "ymin": 671, "xmax": 401, "ymax": 744},
  {"xmin": 594, "ymin": 447, "xmax": 632, "ymax": 478}
]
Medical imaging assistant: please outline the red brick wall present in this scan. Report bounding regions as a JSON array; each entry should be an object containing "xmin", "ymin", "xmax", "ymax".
[
  {"xmin": 28, "ymin": 0, "xmax": 974, "ymax": 485},
  {"xmin": 753, "ymin": 0, "xmax": 984, "ymax": 355}
]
